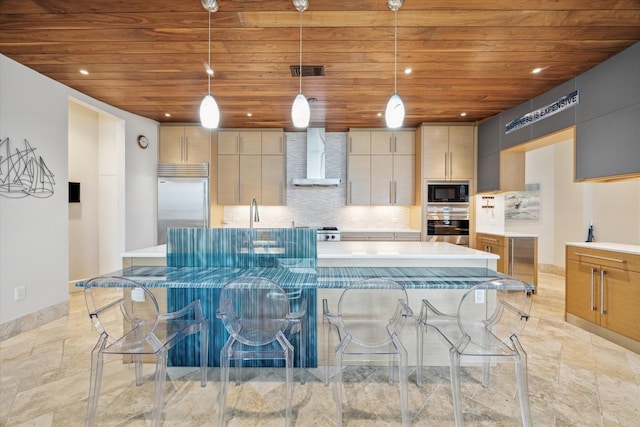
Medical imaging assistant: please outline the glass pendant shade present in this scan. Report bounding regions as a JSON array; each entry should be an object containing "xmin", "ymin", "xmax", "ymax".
[
  {"xmin": 200, "ymin": 94, "xmax": 220, "ymax": 129},
  {"xmin": 385, "ymin": 93, "xmax": 405, "ymax": 128},
  {"xmin": 291, "ymin": 93, "xmax": 310, "ymax": 128}
]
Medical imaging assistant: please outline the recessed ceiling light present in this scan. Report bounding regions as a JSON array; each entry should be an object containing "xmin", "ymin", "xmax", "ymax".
[
  {"xmin": 247, "ymin": 113, "xmax": 252, "ymax": 117},
  {"xmin": 377, "ymin": 112, "xmax": 382, "ymax": 117},
  {"xmin": 79, "ymin": 69, "xmax": 89, "ymax": 75},
  {"xmin": 404, "ymin": 68, "xmax": 412, "ymax": 74},
  {"xmin": 460, "ymin": 112, "xmax": 467, "ymax": 117},
  {"xmin": 164, "ymin": 113, "xmax": 171, "ymax": 117},
  {"xmin": 532, "ymin": 67, "xmax": 543, "ymax": 74}
]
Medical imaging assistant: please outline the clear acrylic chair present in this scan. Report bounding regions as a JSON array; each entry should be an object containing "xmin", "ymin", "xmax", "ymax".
[
  {"xmin": 83, "ymin": 276, "xmax": 208, "ymax": 427},
  {"xmin": 285, "ymin": 287, "xmax": 307, "ymax": 384},
  {"xmin": 216, "ymin": 276, "xmax": 298, "ymax": 427},
  {"xmin": 417, "ymin": 278, "xmax": 533, "ymax": 426},
  {"xmin": 323, "ymin": 278, "xmax": 413, "ymax": 427}
]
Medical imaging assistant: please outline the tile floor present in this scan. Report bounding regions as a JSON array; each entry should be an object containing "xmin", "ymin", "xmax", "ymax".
[{"xmin": 1, "ymin": 272, "xmax": 639, "ymax": 426}]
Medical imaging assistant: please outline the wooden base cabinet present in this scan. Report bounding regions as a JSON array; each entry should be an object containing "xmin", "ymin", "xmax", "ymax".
[{"xmin": 566, "ymin": 245, "xmax": 640, "ymax": 349}]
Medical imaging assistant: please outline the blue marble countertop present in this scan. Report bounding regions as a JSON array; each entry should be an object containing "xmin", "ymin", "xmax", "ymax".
[{"xmin": 77, "ymin": 265, "xmax": 532, "ymax": 291}]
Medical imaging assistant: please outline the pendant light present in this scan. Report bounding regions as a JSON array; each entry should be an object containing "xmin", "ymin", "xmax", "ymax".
[
  {"xmin": 200, "ymin": 0, "xmax": 220, "ymax": 129},
  {"xmin": 385, "ymin": 0, "xmax": 405, "ymax": 129},
  {"xmin": 291, "ymin": 0, "xmax": 310, "ymax": 128}
]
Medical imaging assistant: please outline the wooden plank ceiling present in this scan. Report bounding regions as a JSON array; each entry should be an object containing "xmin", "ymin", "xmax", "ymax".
[{"xmin": 1, "ymin": 0, "xmax": 639, "ymax": 131}]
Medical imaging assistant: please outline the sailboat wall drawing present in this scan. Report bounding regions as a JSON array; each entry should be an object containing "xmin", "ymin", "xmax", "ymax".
[{"xmin": 0, "ymin": 138, "xmax": 56, "ymax": 199}]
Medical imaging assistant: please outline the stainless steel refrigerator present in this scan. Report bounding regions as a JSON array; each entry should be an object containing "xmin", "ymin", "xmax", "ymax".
[{"xmin": 157, "ymin": 163, "xmax": 209, "ymax": 245}]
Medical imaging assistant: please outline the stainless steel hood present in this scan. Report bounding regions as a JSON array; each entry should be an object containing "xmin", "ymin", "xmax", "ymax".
[{"xmin": 292, "ymin": 128, "xmax": 341, "ymax": 187}]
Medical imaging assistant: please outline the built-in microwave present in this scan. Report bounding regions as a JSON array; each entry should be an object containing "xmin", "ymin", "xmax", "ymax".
[{"xmin": 427, "ymin": 182, "xmax": 469, "ymax": 203}]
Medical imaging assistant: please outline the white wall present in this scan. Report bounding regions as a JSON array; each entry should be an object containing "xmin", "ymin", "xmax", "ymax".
[
  {"xmin": 0, "ymin": 54, "xmax": 158, "ymax": 338},
  {"xmin": 68, "ymin": 102, "xmax": 100, "ymax": 280},
  {"xmin": 1, "ymin": 55, "xmax": 70, "ymax": 331},
  {"xmin": 507, "ymin": 145, "xmax": 556, "ymax": 265}
]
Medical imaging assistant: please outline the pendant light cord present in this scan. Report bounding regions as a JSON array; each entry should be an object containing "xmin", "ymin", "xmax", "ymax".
[
  {"xmin": 299, "ymin": 8, "xmax": 303, "ymax": 94},
  {"xmin": 207, "ymin": 10, "xmax": 211, "ymax": 95},
  {"xmin": 393, "ymin": 9, "xmax": 398, "ymax": 95}
]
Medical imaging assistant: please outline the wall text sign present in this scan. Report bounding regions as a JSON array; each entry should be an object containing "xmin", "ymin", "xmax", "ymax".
[{"xmin": 505, "ymin": 90, "xmax": 579, "ymax": 134}]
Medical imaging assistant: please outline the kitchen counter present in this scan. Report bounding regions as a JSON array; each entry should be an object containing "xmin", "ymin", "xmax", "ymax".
[
  {"xmin": 123, "ymin": 240, "xmax": 499, "ymax": 269},
  {"xmin": 317, "ymin": 241, "xmax": 498, "ymax": 268},
  {"xmin": 475, "ymin": 231, "xmax": 538, "ymax": 238},
  {"xmin": 565, "ymin": 241, "xmax": 640, "ymax": 256}
]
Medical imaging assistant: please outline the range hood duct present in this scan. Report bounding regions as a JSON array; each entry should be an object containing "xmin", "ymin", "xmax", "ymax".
[{"xmin": 292, "ymin": 128, "xmax": 341, "ymax": 187}]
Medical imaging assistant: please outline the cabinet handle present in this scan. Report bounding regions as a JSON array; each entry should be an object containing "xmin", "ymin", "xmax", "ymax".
[
  {"xmin": 444, "ymin": 152, "xmax": 448, "ymax": 179},
  {"xmin": 590, "ymin": 268, "xmax": 596, "ymax": 310},
  {"xmin": 479, "ymin": 237, "xmax": 499, "ymax": 243},
  {"xmin": 393, "ymin": 136, "xmax": 397, "ymax": 153},
  {"xmin": 389, "ymin": 181, "xmax": 393, "ymax": 205},
  {"xmin": 509, "ymin": 241, "xmax": 514, "ymax": 276},
  {"xmin": 394, "ymin": 181, "xmax": 397, "ymax": 204},
  {"xmin": 574, "ymin": 252, "xmax": 626, "ymax": 263},
  {"xmin": 389, "ymin": 137, "xmax": 393, "ymax": 153},
  {"xmin": 184, "ymin": 137, "xmax": 189, "ymax": 162},
  {"xmin": 349, "ymin": 182, "xmax": 352, "ymax": 204},
  {"xmin": 600, "ymin": 270, "xmax": 607, "ymax": 315},
  {"xmin": 449, "ymin": 151, "xmax": 453, "ymax": 179},
  {"xmin": 349, "ymin": 137, "xmax": 352, "ymax": 153}
]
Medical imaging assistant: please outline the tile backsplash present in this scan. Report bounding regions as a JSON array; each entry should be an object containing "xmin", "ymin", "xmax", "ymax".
[{"xmin": 223, "ymin": 131, "xmax": 415, "ymax": 230}]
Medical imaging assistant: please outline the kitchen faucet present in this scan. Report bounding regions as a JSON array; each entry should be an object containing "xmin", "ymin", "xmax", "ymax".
[{"xmin": 249, "ymin": 198, "xmax": 260, "ymax": 230}]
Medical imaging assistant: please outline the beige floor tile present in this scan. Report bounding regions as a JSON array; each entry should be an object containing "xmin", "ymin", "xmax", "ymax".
[{"xmin": 1, "ymin": 272, "xmax": 640, "ymax": 426}]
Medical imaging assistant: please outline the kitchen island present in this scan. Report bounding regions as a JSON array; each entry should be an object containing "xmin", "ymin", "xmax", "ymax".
[
  {"xmin": 123, "ymin": 240, "xmax": 498, "ymax": 269},
  {"xmin": 115, "ymin": 230, "xmax": 509, "ymax": 367}
]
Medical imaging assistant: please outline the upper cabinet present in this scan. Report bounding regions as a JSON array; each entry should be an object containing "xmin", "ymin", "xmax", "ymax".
[
  {"xmin": 159, "ymin": 125, "xmax": 210, "ymax": 164},
  {"xmin": 418, "ymin": 124, "xmax": 474, "ymax": 181},
  {"xmin": 476, "ymin": 43, "xmax": 639, "ymax": 186},
  {"xmin": 347, "ymin": 129, "xmax": 416, "ymax": 206},
  {"xmin": 574, "ymin": 43, "xmax": 640, "ymax": 182},
  {"xmin": 217, "ymin": 129, "xmax": 285, "ymax": 206},
  {"xmin": 477, "ymin": 116, "xmax": 525, "ymax": 193}
]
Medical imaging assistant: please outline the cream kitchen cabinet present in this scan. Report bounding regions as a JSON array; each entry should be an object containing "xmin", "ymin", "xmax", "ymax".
[
  {"xmin": 347, "ymin": 130, "xmax": 371, "ymax": 155},
  {"xmin": 371, "ymin": 130, "xmax": 415, "ymax": 155},
  {"xmin": 346, "ymin": 155, "xmax": 371, "ymax": 205},
  {"xmin": 159, "ymin": 125, "xmax": 210, "ymax": 164},
  {"xmin": 566, "ymin": 244, "xmax": 640, "ymax": 349},
  {"xmin": 217, "ymin": 129, "xmax": 285, "ymax": 205},
  {"xmin": 347, "ymin": 129, "xmax": 416, "ymax": 206},
  {"xmin": 418, "ymin": 124, "xmax": 474, "ymax": 180}
]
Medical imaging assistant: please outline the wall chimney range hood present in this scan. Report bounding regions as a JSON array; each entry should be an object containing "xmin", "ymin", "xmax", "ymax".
[{"xmin": 292, "ymin": 128, "xmax": 341, "ymax": 187}]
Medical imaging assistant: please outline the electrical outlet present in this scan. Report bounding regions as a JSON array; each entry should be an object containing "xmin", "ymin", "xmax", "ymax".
[
  {"xmin": 15, "ymin": 286, "xmax": 26, "ymax": 301},
  {"xmin": 131, "ymin": 287, "xmax": 145, "ymax": 302},
  {"xmin": 474, "ymin": 289, "xmax": 485, "ymax": 304}
]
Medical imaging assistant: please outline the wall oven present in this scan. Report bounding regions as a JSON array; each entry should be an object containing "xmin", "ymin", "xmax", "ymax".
[{"xmin": 426, "ymin": 204, "xmax": 470, "ymax": 246}]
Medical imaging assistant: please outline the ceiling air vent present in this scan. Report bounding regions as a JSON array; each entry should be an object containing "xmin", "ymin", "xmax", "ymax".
[{"xmin": 290, "ymin": 65, "xmax": 325, "ymax": 77}]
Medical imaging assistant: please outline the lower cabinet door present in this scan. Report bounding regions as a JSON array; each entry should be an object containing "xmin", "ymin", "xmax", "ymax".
[
  {"xmin": 566, "ymin": 259, "xmax": 599, "ymax": 324},
  {"xmin": 601, "ymin": 269, "xmax": 640, "ymax": 341}
]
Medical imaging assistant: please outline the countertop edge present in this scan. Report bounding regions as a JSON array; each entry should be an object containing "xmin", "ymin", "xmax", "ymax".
[{"xmin": 566, "ymin": 242, "xmax": 640, "ymax": 256}]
